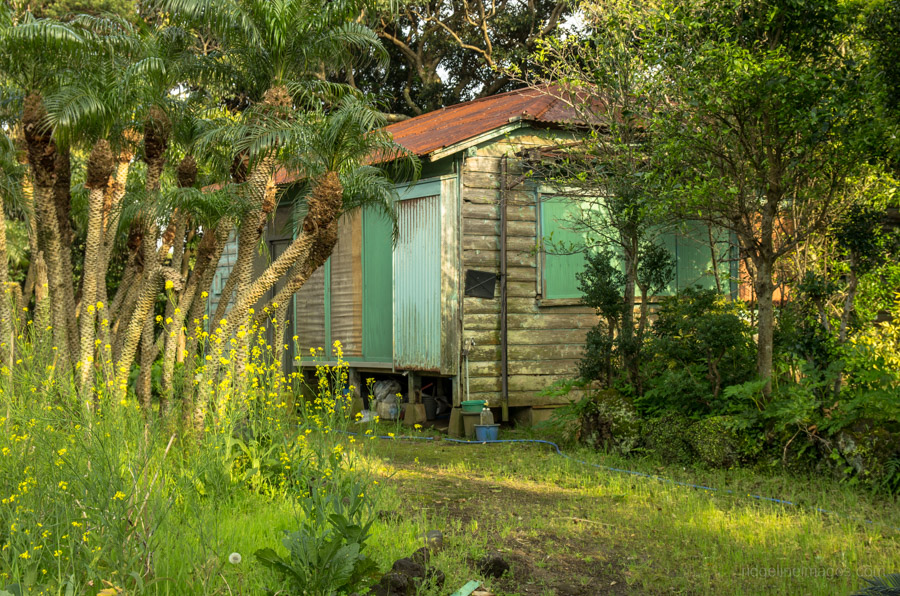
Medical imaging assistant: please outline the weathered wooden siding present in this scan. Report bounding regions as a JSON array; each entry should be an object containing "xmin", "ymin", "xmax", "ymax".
[{"xmin": 460, "ymin": 153, "xmax": 594, "ymax": 407}]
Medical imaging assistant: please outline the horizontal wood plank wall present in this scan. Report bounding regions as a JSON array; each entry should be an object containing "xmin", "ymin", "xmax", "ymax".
[{"xmin": 461, "ymin": 154, "xmax": 595, "ymax": 407}]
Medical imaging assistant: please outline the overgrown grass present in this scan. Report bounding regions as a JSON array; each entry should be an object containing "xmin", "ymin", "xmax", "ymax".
[
  {"xmin": 363, "ymin": 432, "xmax": 900, "ymax": 595},
  {"xmin": 2, "ymin": 310, "xmax": 897, "ymax": 595},
  {"xmin": 0, "ymin": 309, "xmax": 392, "ymax": 595}
]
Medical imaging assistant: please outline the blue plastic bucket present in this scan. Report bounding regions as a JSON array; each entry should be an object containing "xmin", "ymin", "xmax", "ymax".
[{"xmin": 474, "ymin": 424, "xmax": 499, "ymax": 441}]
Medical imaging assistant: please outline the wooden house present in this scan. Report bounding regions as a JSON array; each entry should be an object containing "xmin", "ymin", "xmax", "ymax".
[{"xmin": 210, "ymin": 87, "xmax": 731, "ymax": 425}]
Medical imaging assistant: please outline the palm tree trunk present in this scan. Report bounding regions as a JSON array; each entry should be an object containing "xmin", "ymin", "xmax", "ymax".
[
  {"xmin": 227, "ymin": 172, "xmax": 342, "ymax": 377},
  {"xmin": 23, "ymin": 93, "xmax": 70, "ymax": 370},
  {"xmin": 53, "ymin": 148, "xmax": 79, "ymax": 359},
  {"xmin": 0, "ymin": 187, "xmax": 14, "ymax": 367},
  {"xmin": 184, "ymin": 223, "xmax": 231, "ymax": 365},
  {"xmin": 115, "ymin": 267, "xmax": 180, "ymax": 401},
  {"xmin": 77, "ymin": 139, "xmax": 114, "ymax": 395},
  {"xmin": 135, "ymin": 107, "xmax": 171, "ymax": 410},
  {"xmin": 98, "ymin": 158, "xmax": 131, "ymax": 309},
  {"xmin": 210, "ymin": 157, "xmax": 274, "ymax": 329},
  {"xmin": 156, "ymin": 155, "xmax": 197, "ymax": 414},
  {"xmin": 262, "ymin": 225, "xmax": 339, "ymax": 367},
  {"xmin": 33, "ymin": 252, "xmax": 51, "ymax": 348},
  {"xmin": 212, "ymin": 87, "xmax": 291, "ymax": 331},
  {"xmin": 19, "ymin": 162, "xmax": 38, "ymax": 306},
  {"xmin": 112, "ymin": 275, "xmax": 141, "ymax": 361}
]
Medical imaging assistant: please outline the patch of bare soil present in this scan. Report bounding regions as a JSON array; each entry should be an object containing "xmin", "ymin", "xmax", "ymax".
[{"xmin": 382, "ymin": 446, "xmax": 632, "ymax": 595}]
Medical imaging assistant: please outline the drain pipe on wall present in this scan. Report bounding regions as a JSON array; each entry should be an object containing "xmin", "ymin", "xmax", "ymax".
[
  {"xmin": 500, "ymin": 155, "xmax": 509, "ymax": 422},
  {"xmin": 463, "ymin": 338, "xmax": 475, "ymax": 402}
]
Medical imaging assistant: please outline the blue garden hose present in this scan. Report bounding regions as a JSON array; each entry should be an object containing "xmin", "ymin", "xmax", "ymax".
[{"xmin": 345, "ymin": 431, "xmax": 900, "ymax": 534}]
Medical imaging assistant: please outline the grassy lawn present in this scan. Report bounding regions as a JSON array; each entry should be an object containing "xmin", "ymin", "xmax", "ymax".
[{"xmin": 360, "ymin": 431, "xmax": 900, "ymax": 596}]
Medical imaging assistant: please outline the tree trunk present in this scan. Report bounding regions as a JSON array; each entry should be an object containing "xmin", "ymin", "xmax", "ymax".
[
  {"xmin": 754, "ymin": 257, "xmax": 776, "ymax": 397},
  {"xmin": 77, "ymin": 140, "xmax": 114, "ymax": 395},
  {"xmin": 22, "ymin": 93, "xmax": 70, "ymax": 369},
  {"xmin": 620, "ymin": 231, "xmax": 639, "ymax": 385},
  {"xmin": 115, "ymin": 267, "xmax": 180, "ymax": 400},
  {"xmin": 0, "ymin": 187, "xmax": 14, "ymax": 367},
  {"xmin": 184, "ymin": 222, "xmax": 232, "ymax": 366},
  {"xmin": 160, "ymin": 225, "xmax": 219, "ymax": 414},
  {"xmin": 135, "ymin": 107, "xmax": 171, "ymax": 410},
  {"xmin": 111, "ymin": 270, "xmax": 142, "ymax": 361},
  {"xmin": 52, "ymin": 148, "xmax": 79, "ymax": 359},
  {"xmin": 210, "ymin": 156, "xmax": 275, "ymax": 328},
  {"xmin": 708, "ymin": 224, "xmax": 722, "ymax": 294},
  {"xmin": 98, "ymin": 158, "xmax": 132, "ymax": 309},
  {"xmin": 156, "ymin": 156, "xmax": 197, "ymax": 414},
  {"xmin": 212, "ymin": 172, "xmax": 342, "ymax": 384},
  {"xmin": 265, "ymin": 225, "xmax": 339, "ymax": 366},
  {"xmin": 212, "ymin": 87, "xmax": 291, "ymax": 330},
  {"xmin": 33, "ymin": 252, "xmax": 51, "ymax": 346},
  {"xmin": 20, "ymin": 169, "xmax": 38, "ymax": 306}
]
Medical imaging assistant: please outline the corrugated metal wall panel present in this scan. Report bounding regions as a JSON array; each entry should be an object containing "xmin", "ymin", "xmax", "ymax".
[{"xmin": 393, "ymin": 195, "xmax": 442, "ymax": 371}]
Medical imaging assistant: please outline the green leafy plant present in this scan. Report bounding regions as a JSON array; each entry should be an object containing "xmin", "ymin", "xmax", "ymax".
[
  {"xmin": 255, "ymin": 475, "xmax": 377, "ymax": 595},
  {"xmin": 638, "ymin": 288, "xmax": 756, "ymax": 416}
]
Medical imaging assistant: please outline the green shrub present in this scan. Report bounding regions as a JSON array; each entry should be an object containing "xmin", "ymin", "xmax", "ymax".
[
  {"xmin": 638, "ymin": 288, "xmax": 756, "ymax": 417},
  {"xmin": 687, "ymin": 416, "xmax": 762, "ymax": 468},
  {"xmin": 829, "ymin": 424, "xmax": 900, "ymax": 493},
  {"xmin": 641, "ymin": 414, "xmax": 694, "ymax": 464},
  {"xmin": 575, "ymin": 389, "xmax": 643, "ymax": 455}
]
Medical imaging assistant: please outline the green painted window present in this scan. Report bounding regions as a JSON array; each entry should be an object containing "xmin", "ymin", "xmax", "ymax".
[
  {"xmin": 540, "ymin": 197, "xmax": 589, "ymax": 299},
  {"xmin": 540, "ymin": 198, "xmax": 732, "ymax": 300}
]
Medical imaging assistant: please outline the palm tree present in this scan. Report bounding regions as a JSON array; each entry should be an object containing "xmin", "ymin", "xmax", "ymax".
[
  {"xmin": 0, "ymin": 13, "xmax": 90, "ymax": 369},
  {"xmin": 160, "ymin": 0, "xmax": 388, "ymax": 334},
  {"xmin": 192, "ymin": 96, "xmax": 417, "ymax": 412},
  {"xmin": 253, "ymin": 97, "xmax": 418, "ymax": 362}
]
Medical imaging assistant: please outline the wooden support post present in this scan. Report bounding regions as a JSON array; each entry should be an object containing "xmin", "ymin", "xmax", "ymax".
[
  {"xmin": 408, "ymin": 372, "xmax": 420, "ymax": 404},
  {"xmin": 403, "ymin": 372, "xmax": 425, "ymax": 426}
]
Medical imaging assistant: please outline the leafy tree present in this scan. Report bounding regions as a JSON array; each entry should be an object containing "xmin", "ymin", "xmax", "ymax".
[
  {"xmin": 865, "ymin": 0, "xmax": 900, "ymax": 173},
  {"xmin": 159, "ymin": 0, "xmax": 419, "ymax": 392},
  {"xmin": 527, "ymin": 0, "xmax": 675, "ymax": 388},
  {"xmin": 0, "ymin": 12, "xmax": 98, "ymax": 368},
  {"xmin": 652, "ymin": 0, "xmax": 876, "ymax": 395},
  {"xmin": 365, "ymin": 0, "xmax": 572, "ymax": 115}
]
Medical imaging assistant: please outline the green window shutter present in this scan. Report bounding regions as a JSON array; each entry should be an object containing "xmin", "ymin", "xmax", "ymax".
[
  {"xmin": 361, "ymin": 207, "xmax": 393, "ymax": 362},
  {"xmin": 541, "ymin": 197, "xmax": 588, "ymax": 299}
]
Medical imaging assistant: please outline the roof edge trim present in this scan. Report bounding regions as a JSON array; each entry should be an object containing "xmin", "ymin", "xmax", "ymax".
[{"xmin": 426, "ymin": 121, "xmax": 527, "ymax": 161}]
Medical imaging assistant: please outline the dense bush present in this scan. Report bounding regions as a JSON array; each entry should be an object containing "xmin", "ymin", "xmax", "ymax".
[
  {"xmin": 574, "ymin": 389, "xmax": 643, "ymax": 455},
  {"xmin": 637, "ymin": 288, "xmax": 756, "ymax": 416},
  {"xmin": 640, "ymin": 414, "xmax": 694, "ymax": 464},
  {"xmin": 687, "ymin": 416, "xmax": 762, "ymax": 468}
]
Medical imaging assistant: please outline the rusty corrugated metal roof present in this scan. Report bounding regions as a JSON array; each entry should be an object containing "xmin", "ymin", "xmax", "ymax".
[
  {"xmin": 384, "ymin": 85, "xmax": 582, "ymax": 157},
  {"xmin": 258, "ymin": 86, "xmax": 581, "ymax": 187}
]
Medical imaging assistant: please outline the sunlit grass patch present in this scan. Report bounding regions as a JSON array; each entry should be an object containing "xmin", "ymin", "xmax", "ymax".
[{"xmin": 364, "ymin": 436, "xmax": 900, "ymax": 595}]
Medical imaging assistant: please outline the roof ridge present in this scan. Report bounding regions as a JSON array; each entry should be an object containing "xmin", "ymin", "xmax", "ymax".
[{"xmin": 426, "ymin": 84, "xmax": 550, "ymax": 114}]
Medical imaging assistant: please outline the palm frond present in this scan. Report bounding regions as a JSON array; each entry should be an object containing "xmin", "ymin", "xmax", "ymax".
[
  {"xmin": 852, "ymin": 574, "xmax": 900, "ymax": 596},
  {"xmin": 157, "ymin": 184, "xmax": 250, "ymax": 227},
  {"xmin": 339, "ymin": 166, "xmax": 399, "ymax": 241}
]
